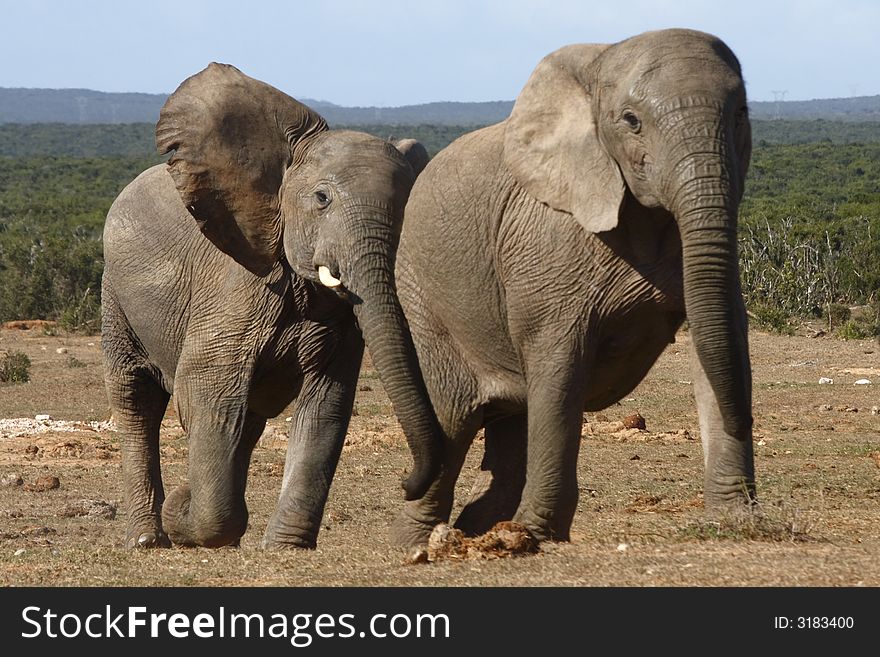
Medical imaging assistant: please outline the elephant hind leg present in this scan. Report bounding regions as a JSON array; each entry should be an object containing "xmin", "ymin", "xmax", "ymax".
[
  {"xmin": 106, "ymin": 366, "xmax": 171, "ymax": 549},
  {"xmin": 454, "ymin": 413, "xmax": 527, "ymax": 536},
  {"xmin": 102, "ymin": 292, "xmax": 171, "ymax": 549}
]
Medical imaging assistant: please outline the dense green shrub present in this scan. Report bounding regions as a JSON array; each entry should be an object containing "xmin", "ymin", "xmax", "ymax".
[{"xmin": 0, "ymin": 350, "xmax": 31, "ymax": 383}]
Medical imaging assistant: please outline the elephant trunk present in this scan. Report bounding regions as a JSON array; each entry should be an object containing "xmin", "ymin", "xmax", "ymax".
[
  {"xmin": 346, "ymin": 222, "xmax": 442, "ymax": 501},
  {"xmin": 678, "ymin": 206, "xmax": 753, "ymax": 439},
  {"xmin": 668, "ymin": 140, "xmax": 753, "ymax": 443}
]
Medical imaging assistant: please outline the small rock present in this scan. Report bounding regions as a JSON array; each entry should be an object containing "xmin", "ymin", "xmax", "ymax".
[
  {"xmin": 818, "ymin": 404, "xmax": 833, "ymax": 411},
  {"xmin": 35, "ymin": 414, "xmax": 53, "ymax": 421},
  {"xmin": 1, "ymin": 473, "xmax": 23, "ymax": 487},
  {"xmin": 818, "ymin": 377, "xmax": 834, "ymax": 385},
  {"xmin": 844, "ymin": 406, "xmax": 859, "ymax": 413},
  {"xmin": 854, "ymin": 379, "xmax": 872, "ymax": 385},
  {"xmin": 617, "ymin": 543, "xmax": 630, "ymax": 552},
  {"xmin": 23, "ymin": 445, "xmax": 40, "ymax": 459},
  {"xmin": 756, "ymin": 439, "xmax": 766, "ymax": 446},
  {"xmin": 23, "ymin": 475, "xmax": 60, "ymax": 492},
  {"xmin": 630, "ymin": 454, "xmax": 641, "ymax": 461},
  {"xmin": 14, "ymin": 548, "xmax": 26, "ymax": 557},
  {"xmin": 622, "ymin": 412, "xmax": 646, "ymax": 430},
  {"xmin": 871, "ymin": 406, "xmax": 879, "ymax": 415},
  {"xmin": 55, "ymin": 347, "xmax": 68, "ymax": 354}
]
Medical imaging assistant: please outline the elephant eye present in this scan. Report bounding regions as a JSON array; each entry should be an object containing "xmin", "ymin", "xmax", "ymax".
[
  {"xmin": 622, "ymin": 110, "xmax": 641, "ymax": 132},
  {"xmin": 314, "ymin": 190, "xmax": 331, "ymax": 208}
]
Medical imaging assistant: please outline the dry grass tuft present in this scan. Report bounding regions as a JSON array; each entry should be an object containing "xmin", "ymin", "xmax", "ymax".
[{"xmin": 678, "ymin": 501, "xmax": 818, "ymax": 543}]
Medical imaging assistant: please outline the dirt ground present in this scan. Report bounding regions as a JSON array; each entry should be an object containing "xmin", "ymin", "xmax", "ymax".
[{"xmin": 0, "ymin": 322, "xmax": 878, "ymax": 586}]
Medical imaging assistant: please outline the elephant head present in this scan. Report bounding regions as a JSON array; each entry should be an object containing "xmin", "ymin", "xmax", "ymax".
[
  {"xmin": 504, "ymin": 30, "xmax": 753, "ymax": 475},
  {"xmin": 155, "ymin": 63, "xmax": 441, "ymax": 500}
]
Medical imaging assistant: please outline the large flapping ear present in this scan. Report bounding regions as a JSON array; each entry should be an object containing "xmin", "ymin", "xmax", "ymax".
[
  {"xmin": 156, "ymin": 63, "xmax": 328, "ymax": 276},
  {"xmin": 392, "ymin": 138, "xmax": 430, "ymax": 177},
  {"xmin": 503, "ymin": 44, "xmax": 625, "ymax": 233}
]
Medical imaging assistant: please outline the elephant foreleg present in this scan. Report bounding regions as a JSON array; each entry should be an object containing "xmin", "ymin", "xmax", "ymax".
[
  {"xmin": 261, "ymin": 333, "xmax": 363, "ymax": 549},
  {"xmin": 690, "ymin": 344, "xmax": 756, "ymax": 508},
  {"xmin": 161, "ymin": 372, "xmax": 260, "ymax": 548},
  {"xmin": 454, "ymin": 413, "xmax": 527, "ymax": 536},
  {"xmin": 513, "ymin": 357, "xmax": 586, "ymax": 542}
]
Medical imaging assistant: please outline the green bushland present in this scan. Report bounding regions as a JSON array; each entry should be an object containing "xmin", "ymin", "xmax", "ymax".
[
  {"xmin": 0, "ymin": 154, "xmax": 162, "ymax": 330},
  {"xmin": 0, "ymin": 121, "xmax": 879, "ymax": 334},
  {"xmin": 738, "ymin": 140, "xmax": 880, "ymax": 334}
]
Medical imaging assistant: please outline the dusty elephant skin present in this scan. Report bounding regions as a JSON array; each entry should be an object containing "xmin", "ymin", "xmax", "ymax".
[
  {"xmin": 391, "ymin": 28, "xmax": 756, "ymax": 546},
  {"xmin": 101, "ymin": 63, "xmax": 442, "ymax": 550}
]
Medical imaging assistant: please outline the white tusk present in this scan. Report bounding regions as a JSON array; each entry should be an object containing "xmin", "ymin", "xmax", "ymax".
[{"xmin": 318, "ymin": 266, "xmax": 342, "ymax": 288}]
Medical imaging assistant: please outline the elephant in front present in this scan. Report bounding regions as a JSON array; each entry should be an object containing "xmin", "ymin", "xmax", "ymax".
[
  {"xmin": 101, "ymin": 63, "xmax": 441, "ymax": 549},
  {"xmin": 390, "ymin": 28, "xmax": 756, "ymax": 545}
]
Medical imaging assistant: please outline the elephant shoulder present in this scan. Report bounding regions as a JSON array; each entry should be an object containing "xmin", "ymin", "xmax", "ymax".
[
  {"xmin": 105, "ymin": 165, "xmax": 183, "ymax": 236},
  {"xmin": 103, "ymin": 163, "xmax": 214, "ymax": 280},
  {"xmin": 414, "ymin": 123, "xmax": 506, "ymax": 197}
]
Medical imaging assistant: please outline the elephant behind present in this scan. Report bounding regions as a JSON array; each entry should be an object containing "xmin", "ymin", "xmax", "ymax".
[
  {"xmin": 391, "ymin": 28, "xmax": 756, "ymax": 545},
  {"xmin": 101, "ymin": 63, "xmax": 441, "ymax": 549}
]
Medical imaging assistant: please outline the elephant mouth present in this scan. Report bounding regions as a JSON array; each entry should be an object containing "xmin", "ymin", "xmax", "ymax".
[{"xmin": 310, "ymin": 264, "xmax": 358, "ymax": 303}]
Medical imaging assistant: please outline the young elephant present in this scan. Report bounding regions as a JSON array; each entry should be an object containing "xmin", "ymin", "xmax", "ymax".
[
  {"xmin": 102, "ymin": 63, "xmax": 441, "ymax": 549},
  {"xmin": 391, "ymin": 28, "xmax": 756, "ymax": 545}
]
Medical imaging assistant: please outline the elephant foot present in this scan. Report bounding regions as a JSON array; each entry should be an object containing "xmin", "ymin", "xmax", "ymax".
[
  {"xmin": 124, "ymin": 527, "xmax": 171, "ymax": 549},
  {"xmin": 161, "ymin": 484, "xmax": 247, "ymax": 548},
  {"xmin": 261, "ymin": 537, "xmax": 316, "ymax": 550},
  {"xmin": 703, "ymin": 477, "xmax": 757, "ymax": 511},
  {"xmin": 261, "ymin": 512, "xmax": 320, "ymax": 550},
  {"xmin": 512, "ymin": 508, "xmax": 572, "ymax": 544},
  {"xmin": 389, "ymin": 509, "xmax": 440, "ymax": 547}
]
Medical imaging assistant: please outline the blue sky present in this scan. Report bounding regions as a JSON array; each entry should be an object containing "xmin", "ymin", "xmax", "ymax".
[{"xmin": 1, "ymin": 0, "xmax": 877, "ymax": 106}]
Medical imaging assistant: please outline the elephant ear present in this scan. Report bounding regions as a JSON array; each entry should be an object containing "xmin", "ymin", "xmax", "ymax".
[
  {"xmin": 392, "ymin": 138, "xmax": 430, "ymax": 177},
  {"xmin": 503, "ymin": 44, "xmax": 625, "ymax": 233},
  {"xmin": 156, "ymin": 63, "xmax": 328, "ymax": 276}
]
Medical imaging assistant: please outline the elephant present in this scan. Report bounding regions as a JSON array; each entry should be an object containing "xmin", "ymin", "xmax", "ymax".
[
  {"xmin": 101, "ymin": 63, "xmax": 442, "ymax": 550},
  {"xmin": 389, "ymin": 28, "xmax": 757, "ymax": 545}
]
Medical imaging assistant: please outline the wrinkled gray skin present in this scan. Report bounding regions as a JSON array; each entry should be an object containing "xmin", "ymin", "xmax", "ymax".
[
  {"xmin": 102, "ymin": 63, "xmax": 441, "ymax": 549},
  {"xmin": 391, "ymin": 29, "xmax": 756, "ymax": 545}
]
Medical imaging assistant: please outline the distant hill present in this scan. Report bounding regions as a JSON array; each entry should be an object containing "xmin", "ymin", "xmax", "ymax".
[
  {"xmin": 0, "ymin": 88, "xmax": 167, "ymax": 124},
  {"xmin": 2, "ymin": 86, "xmax": 879, "ymax": 125},
  {"xmin": 748, "ymin": 96, "xmax": 880, "ymax": 121},
  {"xmin": 0, "ymin": 87, "xmax": 512, "ymax": 126}
]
